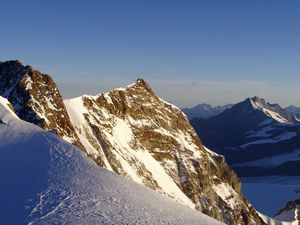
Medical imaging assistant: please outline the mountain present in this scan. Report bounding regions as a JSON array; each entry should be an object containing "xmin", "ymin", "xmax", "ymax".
[
  {"xmin": 0, "ymin": 60, "xmax": 83, "ymax": 148},
  {"xmin": 182, "ymin": 103, "xmax": 233, "ymax": 119},
  {"xmin": 0, "ymin": 61, "xmax": 264, "ymax": 224},
  {"xmin": 285, "ymin": 105, "xmax": 300, "ymax": 117},
  {"xmin": 64, "ymin": 78, "xmax": 264, "ymax": 224},
  {"xmin": 191, "ymin": 97, "xmax": 300, "ymax": 177},
  {"xmin": 0, "ymin": 96, "xmax": 223, "ymax": 225},
  {"xmin": 274, "ymin": 200, "xmax": 300, "ymax": 224}
]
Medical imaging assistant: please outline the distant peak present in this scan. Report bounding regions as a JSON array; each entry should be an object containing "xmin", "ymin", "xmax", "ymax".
[
  {"xmin": 244, "ymin": 96, "xmax": 267, "ymax": 109},
  {"xmin": 249, "ymin": 96, "xmax": 265, "ymax": 103}
]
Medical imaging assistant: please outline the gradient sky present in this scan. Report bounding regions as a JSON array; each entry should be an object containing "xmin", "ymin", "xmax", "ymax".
[{"xmin": 1, "ymin": 0, "xmax": 300, "ymax": 107}]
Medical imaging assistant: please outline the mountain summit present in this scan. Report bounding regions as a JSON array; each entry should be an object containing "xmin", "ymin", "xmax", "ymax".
[
  {"xmin": 64, "ymin": 78, "xmax": 264, "ymax": 224},
  {"xmin": 247, "ymin": 96, "xmax": 297, "ymax": 123},
  {"xmin": 0, "ymin": 60, "xmax": 83, "ymax": 148}
]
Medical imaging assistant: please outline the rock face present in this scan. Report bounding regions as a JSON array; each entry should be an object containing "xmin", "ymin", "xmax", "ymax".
[
  {"xmin": 0, "ymin": 97, "xmax": 223, "ymax": 225},
  {"xmin": 191, "ymin": 97, "xmax": 300, "ymax": 176},
  {"xmin": 64, "ymin": 78, "xmax": 264, "ymax": 225},
  {"xmin": 0, "ymin": 60, "xmax": 83, "ymax": 147}
]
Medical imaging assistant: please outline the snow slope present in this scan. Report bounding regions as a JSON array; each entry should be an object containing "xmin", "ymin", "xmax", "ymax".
[
  {"xmin": 0, "ymin": 98, "xmax": 223, "ymax": 225},
  {"xmin": 0, "ymin": 96, "xmax": 19, "ymax": 122}
]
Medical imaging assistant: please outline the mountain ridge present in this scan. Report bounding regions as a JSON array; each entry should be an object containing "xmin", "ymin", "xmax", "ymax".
[
  {"xmin": 0, "ymin": 97, "xmax": 224, "ymax": 225},
  {"xmin": 182, "ymin": 103, "xmax": 233, "ymax": 119},
  {"xmin": 191, "ymin": 96, "xmax": 300, "ymax": 176},
  {"xmin": 0, "ymin": 60, "xmax": 264, "ymax": 224},
  {"xmin": 0, "ymin": 60, "xmax": 84, "ymax": 148}
]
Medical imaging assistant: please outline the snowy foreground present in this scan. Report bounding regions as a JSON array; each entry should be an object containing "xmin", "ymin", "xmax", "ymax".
[{"xmin": 0, "ymin": 97, "xmax": 222, "ymax": 225}]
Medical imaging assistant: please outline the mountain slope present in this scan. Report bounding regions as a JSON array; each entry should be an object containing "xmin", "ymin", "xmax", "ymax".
[
  {"xmin": 0, "ymin": 60, "xmax": 83, "ymax": 147},
  {"xmin": 0, "ymin": 96, "xmax": 223, "ymax": 225},
  {"xmin": 191, "ymin": 97, "xmax": 300, "ymax": 176},
  {"xmin": 64, "ymin": 79, "xmax": 264, "ymax": 225},
  {"xmin": 183, "ymin": 103, "xmax": 233, "ymax": 119},
  {"xmin": 274, "ymin": 200, "xmax": 300, "ymax": 225},
  {"xmin": 285, "ymin": 105, "xmax": 300, "ymax": 118}
]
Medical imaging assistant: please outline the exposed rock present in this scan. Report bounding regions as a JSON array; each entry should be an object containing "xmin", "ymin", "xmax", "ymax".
[
  {"xmin": 65, "ymin": 78, "xmax": 265, "ymax": 225},
  {"xmin": 0, "ymin": 60, "xmax": 83, "ymax": 148}
]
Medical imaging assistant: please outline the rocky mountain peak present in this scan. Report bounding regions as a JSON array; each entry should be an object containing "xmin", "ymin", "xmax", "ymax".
[
  {"xmin": 249, "ymin": 96, "xmax": 280, "ymax": 111},
  {"xmin": 127, "ymin": 77, "xmax": 154, "ymax": 94},
  {"xmin": 65, "ymin": 79, "xmax": 264, "ymax": 225},
  {"xmin": 0, "ymin": 60, "xmax": 83, "ymax": 148},
  {"xmin": 250, "ymin": 96, "xmax": 267, "ymax": 106},
  {"xmin": 239, "ymin": 96, "xmax": 297, "ymax": 123}
]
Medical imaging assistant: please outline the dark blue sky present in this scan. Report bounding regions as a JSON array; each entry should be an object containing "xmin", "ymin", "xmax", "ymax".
[{"xmin": 1, "ymin": 1, "xmax": 300, "ymax": 106}]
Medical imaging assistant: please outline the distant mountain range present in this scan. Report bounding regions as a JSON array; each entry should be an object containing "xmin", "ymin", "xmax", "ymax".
[
  {"xmin": 182, "ymin": 103, "xmax": 233, "ymax": 119},
  {"xmin": 285, "ymin": 105, "xmax": 300, "ymax": 116},
  {"xmin": 191, "ymin": 97, "xmax": 300, "ymax": 177}
]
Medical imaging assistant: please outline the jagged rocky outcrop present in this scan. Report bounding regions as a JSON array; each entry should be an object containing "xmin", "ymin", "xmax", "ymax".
[
  {"xmin": 64, "ymin": 78, "xmax": 264, "ymax": 225},
  {"xmin": 0, "ymin": 60, "xmax": 83, "ymax": 148}
]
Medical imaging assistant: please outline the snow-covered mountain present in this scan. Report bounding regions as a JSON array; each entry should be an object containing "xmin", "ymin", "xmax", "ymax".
[
  {"xmin": 191, "ymin": 97, "xmax": 300, "ymax": 176},
  {"xmin": 274, "ymin": 200, "xmax": 300, "ymax": 225},
  {"xmin": 0, "ymin": 60, "xmax": 83, "ymax": 148},
  {"xmin": 0, "ymin": 60, "xmax": 265, "ymax": 224},
  {"xmin": 285, "ymin": 105, "xmax": 300, "ymax": 117},
  {"xmin": 182, "ymin": 103, "xmax": 233, "ymax": 119},
  {"xmin": 0, "ymin": 96, "xmax": 224, "ymax": 225},
  {"xmin": 64, "ymin": 78, "xmax": 263, "ymax": 224}
]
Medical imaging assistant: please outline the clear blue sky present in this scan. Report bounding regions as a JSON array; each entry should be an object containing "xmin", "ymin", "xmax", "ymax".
[{"xmin": 1, "ymin": 0, "xmax": 300, "ymax": 107}]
